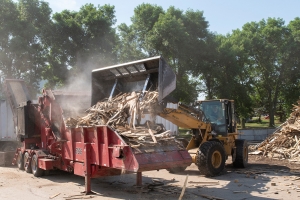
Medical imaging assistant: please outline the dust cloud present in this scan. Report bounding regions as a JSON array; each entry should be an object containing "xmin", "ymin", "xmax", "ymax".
[{"xmin": 53, "ymin": 53, "xmax": 115, "ymax": 120}]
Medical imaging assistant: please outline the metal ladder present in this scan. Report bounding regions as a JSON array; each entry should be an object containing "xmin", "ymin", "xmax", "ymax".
[{"xmin": 11, "ymin": 148, "xmax": 21, "ymax": 165}]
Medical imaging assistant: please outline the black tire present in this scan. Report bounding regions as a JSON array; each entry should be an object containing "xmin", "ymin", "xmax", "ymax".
[
  {"xmin": 17, "ymin": 151, "xmax": 24, "ymax": 170},
  {"xmin": 24, "ymin": 152, "xmax": 32, "ymax": 173},
  {"xmin": 167, "ymin": 166, "xmax": 187, "ymax": 174},
  {"xmin": 31, "ymin": 154, "xmax": 43, "ymax": 177},
  {"xmin": 233, "ymin": 139, "xmax": 248, "ymax": 168},
  {"xmin": 196, "ymin": 141, "xmax": 226, "ymax": 176}
]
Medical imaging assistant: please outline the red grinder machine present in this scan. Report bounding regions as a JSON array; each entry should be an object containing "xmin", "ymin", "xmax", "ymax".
[{"xmin": 10, "ymin": 56, "xmax": 192, "ymax": 194}]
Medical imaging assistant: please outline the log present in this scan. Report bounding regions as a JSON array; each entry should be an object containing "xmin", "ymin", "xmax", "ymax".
[{"xmin": 178, "ymin": 175, "xmax": 189, "ymax": 200}]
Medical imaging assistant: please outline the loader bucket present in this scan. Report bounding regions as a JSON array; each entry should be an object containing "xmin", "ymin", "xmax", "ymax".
[{"xmin": 91, "ymin": 56, "xmax": 176, "ymax": 105}]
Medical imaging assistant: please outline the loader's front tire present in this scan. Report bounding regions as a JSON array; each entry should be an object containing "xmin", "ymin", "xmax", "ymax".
[
  {"xmin": 167, "ymin": 166, "xmax": 187, "ymax": 174},
  {"xmin": 196, "ymin": 141, "xmax": 226, "ymax": 176},
  {"xmin": 24, "ymin": 152, "xmax": 32, "ymax": 173},
  {"xmin": 233, "ymin": 139, "xmax": 248, "ymax": 168},
  {"xmin": 17, "ymin": 151, "xmax": 24, "ymax": 170},
  {"xmin": 31, "ymin": 154, "xmax": 43, "ymax": 177}
]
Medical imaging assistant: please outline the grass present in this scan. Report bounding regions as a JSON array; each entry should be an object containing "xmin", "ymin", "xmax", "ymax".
[
  {"xmin": 177, "ymin": 128, "xmax": 192, "ymax": 139},
  {"xmin": 177, "ymin": 117, "xmax": 282, "ymax": 136},
  {"xmin": 240, "ymin": 117, "xmax": 282, "ymax": 129}
]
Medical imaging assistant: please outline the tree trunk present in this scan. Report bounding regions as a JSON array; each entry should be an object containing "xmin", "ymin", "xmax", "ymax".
[
  {"xmin": 205, "ymin": 76, "xmax": 213, "ymax": 99},
  {"xmin": 268, "ymin": 113, "xmax": 274, "ymax": 127},
  {"xmin": 258, "ymin": 115, "xmax": 262, "ymax": 123},
  {"xmin": 268, "ymin": 81, "xmax": 280, "ymax": 127},
  {"xmin": 268, "ymin": 104, "xmax": 276, "ymax": 127},
  {"xmin": 241, "ymin": 118, "xmax": 246, "ymax": 129}
]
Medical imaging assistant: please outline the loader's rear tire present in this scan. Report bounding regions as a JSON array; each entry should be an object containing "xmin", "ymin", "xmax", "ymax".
[
  {"xmin": 24, "ymin": 152, "xmax": 32, "ymax": 173},
  {"xmin": 167, "ymin": 166, "xmax": 187, "ymax": 173},
  {"xmin": 233, "ymin": 139, "xmax": 248, "ymax": 168},
  {"xmin": 31, "ymin": 154, "xmax": 43, "ymax": 177},
  {"xmin": 196, "ymin": 141, "xmax": 226, "ymax": 176},
  {"xmin": 17, "ymin": 151, "xmax": 24, "ymax": 170}
]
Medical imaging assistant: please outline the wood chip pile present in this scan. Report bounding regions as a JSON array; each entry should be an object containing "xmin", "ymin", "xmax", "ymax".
[
  {"xmin": 254, "ymin": 100, "xmax": 300, "ymax": 162},
  {"xmin": 65, "ymin": 91, "xmax": 184, "ymax": 151}
]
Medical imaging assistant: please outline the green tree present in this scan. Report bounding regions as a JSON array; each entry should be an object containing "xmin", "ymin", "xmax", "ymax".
[
  {"xmin": 118, "ymin": 4, "xmax": 210, "ymax": 103},
  {"xmin": 281, "ymin": 17, "xmax": 300, "ymax": 118},
  {"xmin": 234, "ymin": 18, "xmax": 300, "ymax": 127},
  {"xmin": 215, "ymin": 33, "xmax": 253, "ymax": 127},
  {"xmin": 44, "ymin": 4, "xmax": 118, "ymax": 88},
  {"xmin": 117, "ymin": 23, "xmax": 146, "ymax": 62},
  {"xmin": 0, "ymin": 0, "xmax": 19, "ymax": 79},
  {"xmin": 0, "ymin": 0, "xmax": 52, "ymax": 97}
]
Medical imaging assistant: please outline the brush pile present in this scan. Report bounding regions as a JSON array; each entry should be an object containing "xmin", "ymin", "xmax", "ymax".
[
  {"xmin": 254, "ymin": 100, "xmax": 300, "ymax": 162},
  {"xmin": 66, "ymin": 91, "xmax": 158, "ymax": 128},
  {"xmin": 65, "ymin": 91, "xmax": 183, "ymax": 150}
]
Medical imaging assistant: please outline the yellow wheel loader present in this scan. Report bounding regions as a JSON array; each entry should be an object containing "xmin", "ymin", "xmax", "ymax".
[
  {"xmin": 158, "ymin": 100, "xmax": 248, "ymax": 176},
  {"xmin": 91, "ymin": 55, "xmax": 247, "ymax": 176}
]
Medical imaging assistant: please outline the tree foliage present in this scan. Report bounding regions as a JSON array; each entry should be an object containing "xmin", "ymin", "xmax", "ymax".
[
  {"xmin": 0, "ymin": 0, "xmax": 52, "ymax": 96},
  {"xmin": 231, "ymin": 18, "xmax": 300, "ymax": 126},
  {"xmin": 1, "ymin": 1, "xmax": 300, "ymax": 126},
  {"xmin": 44, "ymin": 4, "xmax": 118, "ymax": 88},
  {"xmin": 118, "ymin": 4, "xmax": 210, "ymax": 103}
]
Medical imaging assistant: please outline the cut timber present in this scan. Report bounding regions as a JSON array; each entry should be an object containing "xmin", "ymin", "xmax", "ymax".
[
  {"xmin": 252, "ymin": 99, "xmax": 300, "ymax": 162},
  {"xmin": 178, "ymin": 175, "xmax": 189, "ymax": 200},
  {"xmin": 188, "ymin": 181, "xmax": 219, "ymax": 185},
  {"xmin": 49, "ymin": 193, "xmax": 61, "ymax": 199},
  {"xmin": 148, "ymin": 129, "xmax": 157, "ymax": 143},
  {"xmin": 147, "ymin": 121, "xmax": 157, "ymax": 143}
]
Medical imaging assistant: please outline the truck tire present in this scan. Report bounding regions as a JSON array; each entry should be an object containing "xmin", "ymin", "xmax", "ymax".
[
  {"xmin": 31, "ymin": 154, "xmax": 43, "ymax": 177},
  {"xmin": 196, "ymin": 141, "xmax": 226, "ymax": 176},
  {"xmin": 24, "ymin": 152, "xmax": 32, "ymax": 173},
  {"xmin": 17, "ymin": 151, "xmax": 24, "ymax": 170},
  {"xmin": 233, "ymin": 139, "xmax": 248, "ymax": 168},
  {"xmin": 167, "ymin": 166, "xmax": 187, "ymax": 173}
]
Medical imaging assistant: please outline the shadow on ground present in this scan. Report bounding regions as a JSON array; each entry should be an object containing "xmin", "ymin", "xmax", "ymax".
[{"xmin": 31, "ymin": 161, "xmax": 295, "ymax": 200}]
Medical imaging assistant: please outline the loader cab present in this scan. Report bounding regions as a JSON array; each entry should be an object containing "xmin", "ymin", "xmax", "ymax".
[{"xmin": 199, "ymin": 99, "xmax": 236, "ymax": 136}]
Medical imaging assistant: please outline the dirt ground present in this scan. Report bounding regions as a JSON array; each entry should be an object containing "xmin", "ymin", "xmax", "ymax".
[{"xmin": 1, "ymin": 155, "xmax": 300, "ymax": 200}]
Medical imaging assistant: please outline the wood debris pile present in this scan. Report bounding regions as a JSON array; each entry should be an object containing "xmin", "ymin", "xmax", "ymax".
[
  {"xmin": 255, "ymin": 100, "xmax": 300, "ymax": 162},
  {"xmin": 65, "ymin": 91, "xmax": 184, "ymax": 150},
  {"xmin": 66, "ymin": 91, "xmax": 158, "ymax": 128}
]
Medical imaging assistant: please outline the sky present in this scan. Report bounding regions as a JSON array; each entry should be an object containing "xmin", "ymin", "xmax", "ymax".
[{"xmin": 44, "ymin": 0, "xmax": 300, "ymax": 35}]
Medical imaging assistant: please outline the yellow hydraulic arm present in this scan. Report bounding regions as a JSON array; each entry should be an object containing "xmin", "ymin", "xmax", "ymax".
[{"xmin": 157, "ymin": 103, "xmax": 209, "ymax": 130}]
